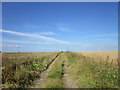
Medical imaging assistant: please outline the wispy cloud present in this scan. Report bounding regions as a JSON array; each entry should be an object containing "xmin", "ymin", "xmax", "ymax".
[
  {"xmin": 3, "ymin": 39, "xmax": 33, "ymax": 44},
  {"xmin": 1, "ymin": 29, "xmax": 70, "ymax": 44},
  {"xmin": 35, "ymin": 32, "xmax": 55, "ymax": 35},
  {"xmin": 23, "ymin": 23, "xmax": 55, "ymax": 35},
  {"xmin": 2, "ymin": 38, "xmax": 53, "ymax": 45},
  {"xmin": 57, "ymin": 24, "xmax": 74, "ymax": 32},
  {"xmin": 94, "ymin": 44, "xmax": 118, "ymax": 51},
  {"xmin": 91, "ymin": 33, "xmax": 118, "ymax": 42},
  {"xmin": 93, "ymin": 33, "xmax": 118, "ymax": 38},
  {"xmin": 2, "ymin": 44, "xmax": 21, "ymax": 48}
]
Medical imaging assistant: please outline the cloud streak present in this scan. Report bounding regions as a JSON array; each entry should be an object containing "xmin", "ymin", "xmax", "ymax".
[
  {"xmin": 2, "ymin": 44, "xmax": 21, "ymax": 48},
  {"xmin": 2, "ymin": 38, "xmax": 53, "ymax": 45},
  {"xmin": 40, "ymin": 32, "xmax": 55, "ymax": 35},
  {"xmin": 35, "ymin": 32, "xmax": 55, "ymax": 35},
  {"xmin": 57, "ymin": 24, "xmax": 74, "ymax": 32},
  {"xmin": 1, "ymin": 29, "xmax": 70, "ymax": 44}
]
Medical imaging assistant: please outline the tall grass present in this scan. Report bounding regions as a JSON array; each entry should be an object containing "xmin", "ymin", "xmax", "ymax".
[
  {"xmin": 2, "ymin": 52, "xmax": 58, "ymax": 88},
  {"xmin": 66, "ymin": 52, "xmax": 118, "ymax": 88}
]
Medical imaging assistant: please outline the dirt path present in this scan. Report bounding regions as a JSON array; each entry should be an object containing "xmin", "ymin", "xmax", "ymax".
[
  {"xmin": 30, "ymin": 52, "xmax": 61, "ymax": 88},
  {"xmin": 62, "ymin": 53, "xmax": 79, "ymax": 88},
  {"xmin": 30, "ymin": 52, "xmax": 79, "ymax": 88}
]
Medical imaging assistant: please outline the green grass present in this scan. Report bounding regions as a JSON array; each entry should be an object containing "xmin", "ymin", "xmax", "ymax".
[
  {"xmin": 66, "ymin": 52, "xmax": 118, "ymax": 88},
  {"xmin": 43, "ymin": 53, "xmax": 64, "ymax": 88}
]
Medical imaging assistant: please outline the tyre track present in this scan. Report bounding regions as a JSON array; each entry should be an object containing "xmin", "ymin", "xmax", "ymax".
[
  {"xmin": 30, "ymin": 52, "xmax": 62, "ymax": 88},
  {"xmin": 62, "ymin": 53, "xmax": 79, "ymax": 88}
]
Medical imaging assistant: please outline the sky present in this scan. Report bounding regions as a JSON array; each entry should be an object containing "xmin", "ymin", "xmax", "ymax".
[{"xmin": 1, "ymin": 2, "xmax": 118, "ymax": 52}]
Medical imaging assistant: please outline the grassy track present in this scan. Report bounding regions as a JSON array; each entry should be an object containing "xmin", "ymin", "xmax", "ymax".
[
  {"xmin": 62, "ymin": 53, "xmax": 79, "ymax": 88},
  {"xmin": 2, "ymin": 51, "xmax": 119, "ymax": 88},
  {"xmin": 30, "ymin": 52, "xmax": 61, "ymax": 88},
  {"xmin": 43, "ymin": 53, "xmax": 64, "ymax": 88}
]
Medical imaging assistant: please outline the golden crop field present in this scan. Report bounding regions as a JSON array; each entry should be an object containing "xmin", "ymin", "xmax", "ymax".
[{"xmin": 78, "ymin": 51, "xmax": 118, "ymax": 60}]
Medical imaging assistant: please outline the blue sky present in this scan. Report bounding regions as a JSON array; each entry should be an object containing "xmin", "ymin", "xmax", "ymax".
[{"xmin": 1, "ymin": 2, "xmax": 118, "ymax": 52}]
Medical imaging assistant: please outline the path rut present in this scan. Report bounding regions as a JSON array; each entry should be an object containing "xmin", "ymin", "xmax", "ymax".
[
  {"xmin": 30, "ymin": 52, "xmax": 61, "ymax": 88},
  {"xmin": 62, "ymin": 53, "xmax": 79, "ymax": 88}
]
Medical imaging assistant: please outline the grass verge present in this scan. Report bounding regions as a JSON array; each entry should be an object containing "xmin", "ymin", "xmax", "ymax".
[{"xmin": 66, "ymin": 52, "xmax": 118, "ymax": 88}]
